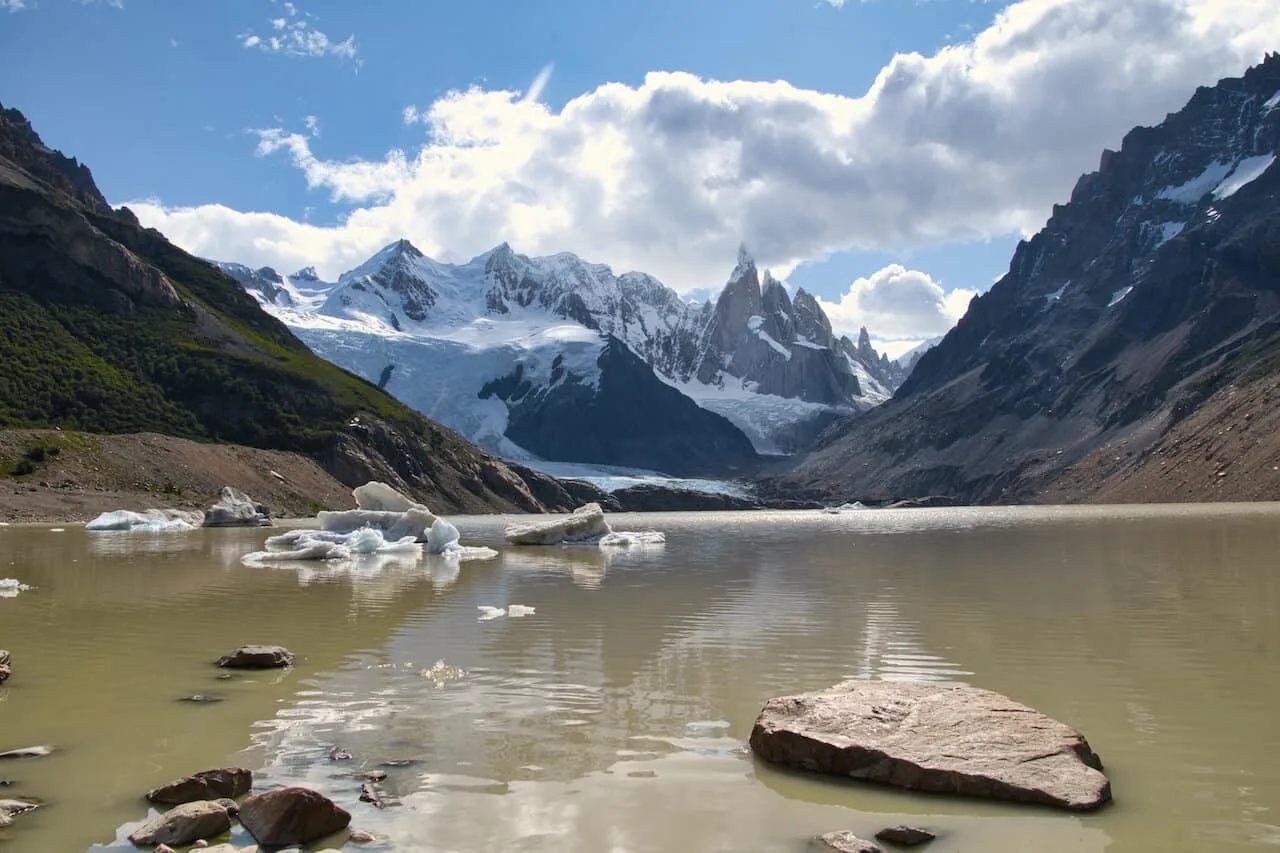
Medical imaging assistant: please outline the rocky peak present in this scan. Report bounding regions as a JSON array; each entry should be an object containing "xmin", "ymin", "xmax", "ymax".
[
  {"xmin": 255, "ymin": 267, "xmax": 283, "ymax": 284},
  {"xmin": 856, "ymin": 327, "xmax": 875, "ymax": 359},
  {"xmin": 0, "ymin": 102, "xmax": 111, "ymax": 214},
  {"xmin": 291, "ymin": 266, "xmax": 319, "ymax": 282},
  {"xmin": 792, "ymin": 288, "xmax": 835, "ymax": 348}
]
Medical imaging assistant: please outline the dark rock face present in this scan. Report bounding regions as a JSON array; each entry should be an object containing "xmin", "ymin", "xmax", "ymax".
[
  {"xmin": 750, "ymin": 681, "xmax": 1111, "ymax": 811},
  {"xmin": 611, "ymin": 484, "xmax": 758, "ymax": 512},
  {"xmin": 778, "ymin": 56, "xmax": 1280, "ymax": 504},
  {"xmin": 146, "ymin": 768, "xmax": 252, "ymax": 805},
  {"xmin": 215, "ymin": 645, "xmax": 294, "ymax": 669},
  {"xmin": 488, "ymin": 337, "xmax": 760, "ymax": 477},
  {"xmin": 126, "ymin": 800, "xmax": 231, "ymax": 847},
  {"xmin": 238, "ymin": 786, "xmax": 351, "ymax": 847}
]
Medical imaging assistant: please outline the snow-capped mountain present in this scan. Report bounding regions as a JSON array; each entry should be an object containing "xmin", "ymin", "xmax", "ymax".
[
  {"xmin": 216, "ymin": 242, "xmax": 905, "ymax": 471},
  {"xmin": 776, "ymin": 54, "xmax": 1280, "ymax": 504}
]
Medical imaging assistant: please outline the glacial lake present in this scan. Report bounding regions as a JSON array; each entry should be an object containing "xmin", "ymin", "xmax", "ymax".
[{"xmin": 0, "ymin": 505, "xmax": 1278, "ymax": 852}]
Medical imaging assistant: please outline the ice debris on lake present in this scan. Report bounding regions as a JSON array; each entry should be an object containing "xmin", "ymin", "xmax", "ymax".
[
  {"xmin": 85, "ymin": 509, "xmax": 204, "ymax": 532},
  {"xmin": 477, "ymin": 604, "xmax": 536, "ymax": 621},
  {"xmin": 504, "ymin": 502, "xmax": 665, "ymax": 547},
  {"xmin": 202, "ymin": 486, "xmax": 271, "ymax": 527},
  {"xmin": 823, "ymin": 502, "xmax": 867, "ymax": 514},
  {"xmin": 0, "ymin": 578, "xmax": 33, "ymax": 599},
  {"xmin": 243, "ymin": 527, "xmax": 422, "ymax": 563},
  {"xmin": 316, "ymin": 481, "xmax": 437, "ymax": 541}
]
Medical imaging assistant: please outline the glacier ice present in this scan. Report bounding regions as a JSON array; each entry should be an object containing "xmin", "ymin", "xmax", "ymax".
[
  {"xmin": 598, "ymin": 531, "xmax": 666, "ymax": 547},
  {"xmin": 477, "ymin": 605, "xmax": 506, "ymax": 621},
  {"xmin": 243, "ymin": 527, "xmax": 422, "ymax": 564},
  {"xmin": 85, "ymin": 509, "xmax": 204, "ymax": 532},
  {"xmin": 425, "ymin": 518, "xmax": 460, "ymax": 553},
  {"xmin": 477, "ymin": 603, "xmax": 536, "ymax": 621}
]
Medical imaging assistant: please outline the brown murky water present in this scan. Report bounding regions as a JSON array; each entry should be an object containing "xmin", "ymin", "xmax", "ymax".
[{"xmin": 0, "ymin": 504, "xmax": 1278, "ymax": 852}]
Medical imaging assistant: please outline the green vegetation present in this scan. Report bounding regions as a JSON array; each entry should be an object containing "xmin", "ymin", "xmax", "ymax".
[
  {"xmin": 0, "ymin": 432, "xmax": 95, "ymax": 477},
  {"xmin": 0, "ymin": 207, "xmax": 448, "ymax": 458}
]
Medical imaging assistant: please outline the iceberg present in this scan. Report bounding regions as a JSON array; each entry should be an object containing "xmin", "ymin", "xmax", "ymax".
[
  {"xmin": 504, "ymin": 502, "xmax": 665, "ymax": 549},
  {"xmin": 425, "ymin": 518, "xmax": 460, "ymax": 553},
  {"xmin": 243, "ymin": 526, "xmax": 422, "ymax": 564},
  {"xmin": 202, "ymin": 486, "xmax": 271, "ymax": 527},
  {"xmin": 85, "ymin": 509, "xmax": 204, "ymax": 532},
  {"xmin": 504, "ymin": 503, "xmax": 613, "ymax": 545},
  {"xmin": 823, "ymin": 501, "xmax": 867, "ymax": 514},
  {"xmin": 477, "ymin": 603, "xmax": 536, "ymax": 621},
  {"xmin": 0, "ymin": 578, "xmax": 33, "ymax": 599},
  {"xmin": 317, "ymin": 481, "xmax": 436, "ymax": 541}
]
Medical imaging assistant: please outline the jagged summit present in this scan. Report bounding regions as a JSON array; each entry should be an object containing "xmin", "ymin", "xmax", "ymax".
[{"xmin": 291, "ymin": 266, "xmax": 319, "ymax": 281}]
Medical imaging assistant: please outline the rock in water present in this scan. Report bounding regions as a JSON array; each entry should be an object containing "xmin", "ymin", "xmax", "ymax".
[
  {"xmin": 238, "ymin": 786, "xmax": 351, "ymax": 846},
  {"xmin": 875, "ymin": 826, "xmax": 936, "ymax": 846},
  {"xmin": 749, "ymin": 681, "xmax": 1111, "ymax": 811},
  {"xmin": 0, "ymin": 649, "xmax": 10, "ymax": 684},
  {"xmin": 127, "ymin": 800, "xmax": 232, "ymax": 847},
  {"xmin": 504, "ymin": 502, "xmax": 611, "ymax": 545},
  {"xmin": 816, "ymin": 831, "xmax": 882, "ymax": 852},
  {"xmin": 146, "ymin": 768, "xmax": 253, "ymax": 805},
  {"xmin": 216, "ymin": 645, "xmax": 294, "ymax": 669},
  {"xmin": 202, "ymin": 486, "xmax": 271, "ymax": 527}
]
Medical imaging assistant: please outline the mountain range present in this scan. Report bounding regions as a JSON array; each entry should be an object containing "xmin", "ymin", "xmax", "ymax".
[
  {"xmin": 769, "ymin": 53, "xmax": 1280, "ymax": 504},
  {"xmin": 217, "ymin": 240, "xmax": 907, "ymax": 475}
]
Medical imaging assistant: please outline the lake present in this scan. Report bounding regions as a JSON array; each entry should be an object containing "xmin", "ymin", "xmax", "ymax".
[{"xmin": 0, "ymin": 504, "xmax": 1277, "ymax": 852}]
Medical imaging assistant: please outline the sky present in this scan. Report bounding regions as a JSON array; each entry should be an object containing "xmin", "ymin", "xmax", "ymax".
[{"xmin": 1, "ymin": 0, "xmax": 1276, "ymax": 356}]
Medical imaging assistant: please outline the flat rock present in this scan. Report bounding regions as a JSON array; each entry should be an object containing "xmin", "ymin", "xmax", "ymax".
[
  {"xmin": 875, "ymin": 826, "xmax": 936, "ymax": 846},
  {"xmin": 216, "ymin": 645, "xmax": 294, "ymax": 669},
  {"xmin": 238, "ymin": 786, "xmax": 350, "ymax": 846},
  {"xmin": 750, "ymin": 681, "xmax": 1111, "ymax": 811},
  {"xmin": 127, "ymin": 800, "xmax": 231, "ymax": 847},
  {"xmin": 146, "ymin": 768, "xmax": 252, "ymax": 805},
  {"xmin": 0, "ymin": 745, "xmax": 52, "ymax": 760},
  {"xmin": 816, "ymin": 831, "xmax": 882, "ymax": 852}
]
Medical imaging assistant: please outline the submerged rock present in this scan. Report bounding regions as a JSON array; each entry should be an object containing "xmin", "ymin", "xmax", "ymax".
[
  {"xmin": 203, "ymin": 486, "xmax": 271, "ymax": 528},
  {"xmin": 504, "ymin": 502, "xmax": 612, "ymax": 545},
  {"xmin": 875, "ymin": 826, "xmax": 936, "ymax": 846},
  {"xmin": 127, "ymin": 800, "xmax": 232, "ymax": 847},
  {"xmin": 238, "ymin": 786, "xmax": 351, "ymax": 846},
  {"xmin": 146, "ymin": 768, "xmax": 252, "ymax": 805},
  {"xmin": 815, "ymin": 831, "xmax": 882, "ymax": 852},
  {"xmin": 216, "ymin": 645, "xmax": 294, "ymax": 670},
  {"xmin": 749, "ymin": 681, "xmax": 1111, "ymax": 811}
]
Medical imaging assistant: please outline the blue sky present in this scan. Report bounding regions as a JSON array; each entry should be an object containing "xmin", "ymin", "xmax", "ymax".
[{"xmin": 1, "ymin": 0, "xmax": 1274, "ymax": 353}]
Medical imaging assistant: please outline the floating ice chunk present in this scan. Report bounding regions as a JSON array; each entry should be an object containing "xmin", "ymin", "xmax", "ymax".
[
  {"xmin": 477, "ymin": 605, "xmax": 506, "ymax": 621},
  {"xmin": 507, "ymin": 604, "xmax": 536, "ymax": 617},
  {"xmin": 85, "ymin": 509, "xmax": 203, "ymax": 532},
  {"xmin": 245, "ymin": 526, "xmax": 421, "ymax": 563},
  {"xmin": 352, "ymin": 481, "xmax": 424, "ymax": 512},
  {"xmin": 426, "ymin": 518, "xmax": 460, "ymax": 554},
  {"xmin": 823, "ymin": 501, "xmax": 867, "ymax": 514},
  {"xmin": 0, "ymin": 578, "xmax": 33, "ymax": 598},
  {"xmin": 439, "ymin": 543, "xmax": 500, "ymax": 561},
  {"xmin": 202, "ymin": 486, "xmax": 270, "ymax": 527},
  {"xmin": 597, "ymin": 531, "xmax": 665, "ymax": 547},
  {"xmin": 505, "ymin": 502, "xmax": 613, "ymax": 545}
]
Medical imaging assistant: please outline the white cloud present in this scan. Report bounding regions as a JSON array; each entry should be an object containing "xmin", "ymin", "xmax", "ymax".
[
  {"xmin": 239, "ymin": 1, "xmax": 357, "ymax": 62},
  {"xmin": 136, "ymin": 0, "xmax": 1278, "ymax": 293},
  {"xmin": 1, "ymin": 0, "xmax": 26, "ymax": 10},
  {"xmin": 303, "ymin": 114, "xmax": 320, "ymax": 137},
  {"xmin": 818, "ymin": 264, "xmax": 976, "ymax": 339}
]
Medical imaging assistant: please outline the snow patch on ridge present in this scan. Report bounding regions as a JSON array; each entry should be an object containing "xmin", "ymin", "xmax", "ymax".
[
  {"xmin": 1213, "ymin": 154, "xmax": 1276, "ymax": 200},
  {"xmin": 1158, "ymin": 160, "xmax": 1233, "ymax": 205}
]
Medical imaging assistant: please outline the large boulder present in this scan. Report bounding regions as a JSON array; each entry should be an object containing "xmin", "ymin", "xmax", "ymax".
[
  {"xmin": 504, "ymin": 502, "xmax": 611, "ymax": 545},
  {"xmin": 146, "ymin": 768, "xmax": 252, "ymax": 805},
  {"xmin": 202, "ymin": 487, "xmax": 270, "ymax": 527},
  {"xmin": 237, "ymin": 786, "xmax": 351, "ymax": 846},
  {"xmin": 216, "ymin": 645, "xmax": 294, "ymax": 669},
  {"xmin": 127, "ymin": 800, "xmax": 231, "ymax": 847},
  {"xmin": 750, "ymin": 681, "xmax": 1111, "ymax": 811},
  {"xmin": 815, "ymin": 831, "xmax": 881, "ymax": 852}
]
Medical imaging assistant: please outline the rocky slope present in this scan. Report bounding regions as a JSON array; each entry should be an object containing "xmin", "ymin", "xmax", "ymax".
[
  {"xmin": 0, "ymin": 102, "xmax": 577, "ymax": 513},
  {"xmin": 219, "ymin": 242, "xmax": 905, "ymax": 467},
  {"xmin": 772, "ymin": 55, "xmax": 1280, "ymax": 504}
]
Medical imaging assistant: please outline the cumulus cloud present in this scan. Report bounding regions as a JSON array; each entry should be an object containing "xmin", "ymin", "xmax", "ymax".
[
  {"xmin": 818, "ymin": 264, "xmax": 976, "ymax": 339},
  {"xmin": 238, "ymin": 1, "xmax": 357, "ymax": 62},
  {"xmin": 135, "ymin": 0, "xmax": 1278, "ymax": 291},
  {"xmin": 1, "ymin": 0, "xmax": 26, "ymax": 11}
]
